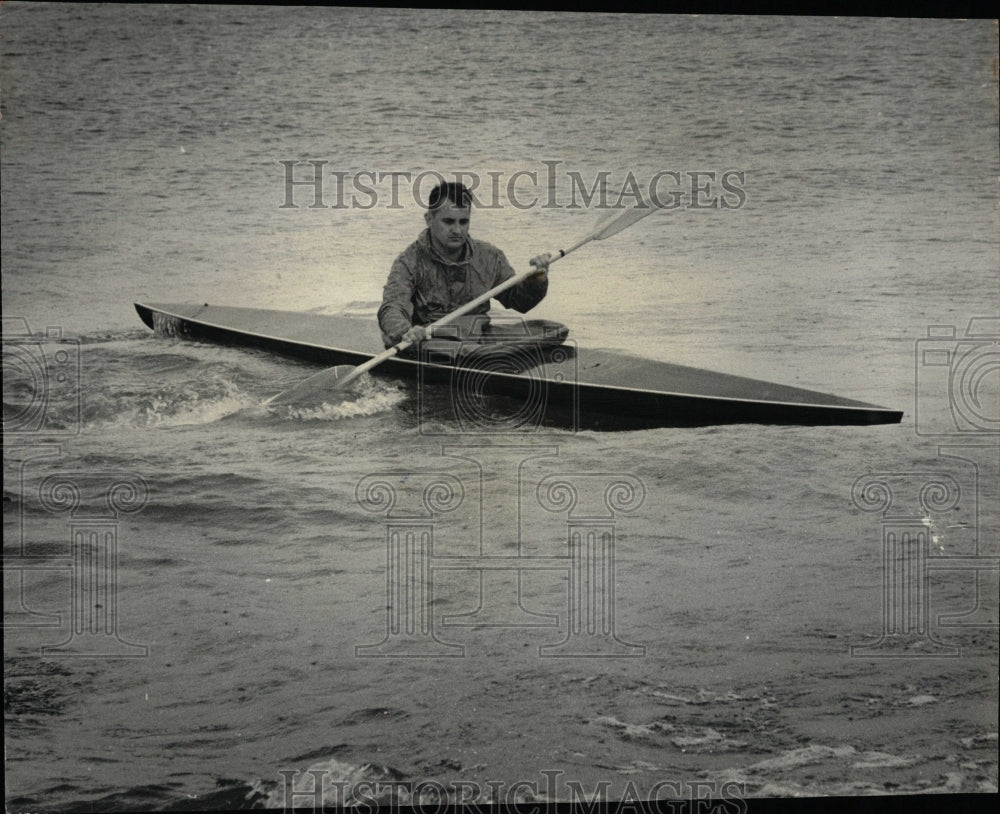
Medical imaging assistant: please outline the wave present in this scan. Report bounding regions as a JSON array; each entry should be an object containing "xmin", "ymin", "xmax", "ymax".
[
  {"xmin": 3, "ymin": 325, "xmax": 409, "ymax": 432},
  {"xmin": 85, "ymin": 376, "xmax": 261, "ymax": 429},
  {"xmin": 264, "ymin": 387, "xmax": 406, "ymax": 423}
]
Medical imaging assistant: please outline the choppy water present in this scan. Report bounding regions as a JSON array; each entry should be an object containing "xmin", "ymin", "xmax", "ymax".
[{"xmin": 3, "ymin": 6, "xmax": 998, "ymax": 809}]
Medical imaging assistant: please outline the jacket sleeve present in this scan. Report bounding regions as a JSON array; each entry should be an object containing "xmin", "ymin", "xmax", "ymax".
[
  {"xmin": 493, "ymin": 249, "xmax": 549, "ymax": 313},
  {"xmin": 377, "ymin": 257, "xmax": 416, "ymax": 347}
]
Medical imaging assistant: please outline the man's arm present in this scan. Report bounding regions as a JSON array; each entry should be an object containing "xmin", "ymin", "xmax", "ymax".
[
  {"xmin": 494, "ymin": 250, "xmax": 550, "ymax": 313},
  {"xmin": 378, "ymin": 258, "xmax": 418, "ymax": 347}
]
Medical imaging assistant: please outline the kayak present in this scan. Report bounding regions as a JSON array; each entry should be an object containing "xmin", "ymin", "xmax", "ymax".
[{"xmin": 134, "ymin": 302, "xmax": 903, "ymax": 430}]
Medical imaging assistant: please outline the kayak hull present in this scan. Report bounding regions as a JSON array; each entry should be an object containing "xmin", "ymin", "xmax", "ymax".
[{"xmin": 134, "ymin": 302, "xmax": 904, "ymax": 430}]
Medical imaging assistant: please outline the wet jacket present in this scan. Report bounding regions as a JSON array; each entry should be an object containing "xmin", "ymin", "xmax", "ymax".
[{"xmin": 378, "ymin": 229, "xmax": 548, "ymax": 347}]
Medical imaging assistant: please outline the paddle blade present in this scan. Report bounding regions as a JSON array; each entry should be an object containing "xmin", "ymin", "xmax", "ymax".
[
  {"xmin": 266, "ymin": 365, "xmax": 359, "ymax": 406},
  {"xmin": 591, "ymin": 202, "xmax": 660, "ymax": 240}
]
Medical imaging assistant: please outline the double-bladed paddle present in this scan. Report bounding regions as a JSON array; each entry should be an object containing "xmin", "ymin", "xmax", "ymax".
[{"xmin": 266, "ymin": 203, "xmax": 661, "ymax": 407}]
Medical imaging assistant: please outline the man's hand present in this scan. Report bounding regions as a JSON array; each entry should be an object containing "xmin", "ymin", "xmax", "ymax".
[
  {"xmin": 401, "ymin": 324, "xmax": 429, "ymax": 345},
  {"xmin": 529, "ymin": 252, "xmax": 553, "ymax": 278}
]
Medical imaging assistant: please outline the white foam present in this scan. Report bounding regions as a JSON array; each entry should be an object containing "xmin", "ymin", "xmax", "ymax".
[
  {"xmin": 747, "ymin": 744, "xmax": 858, "ymax": 772},
  {"xmin": 90, "ymin": 377, "xmax": 261, "ymax": 429},
  {"xmin": 273, "ymin": 388, "xmax": 406, "ymax": 421}
]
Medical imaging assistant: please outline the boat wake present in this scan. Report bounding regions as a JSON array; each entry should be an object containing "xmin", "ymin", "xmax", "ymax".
[
  {"xmin": 89, "ymin": 375, "xmax": 262, "ymax": 429},
  {"xmin": 263, "ymin": 377, "xmax": 407, "ymax": 422},
  {"xmin": 86, "ymin": 372, "xmax": 406, "ymax": 429},
  {"xmin": 2, "ymin": 327, "xmax": 413, "ymax": 432}
]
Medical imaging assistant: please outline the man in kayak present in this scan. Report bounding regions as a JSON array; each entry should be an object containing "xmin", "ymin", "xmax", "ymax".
[{"xmin": 378, "ymin": 181, "xmax": 552, "ymax": 348}]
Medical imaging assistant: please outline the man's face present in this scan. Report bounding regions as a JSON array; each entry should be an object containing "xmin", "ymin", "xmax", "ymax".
[{"xmin": 426, "ymin": 200, "xmax": 471, "ymax": 255}]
